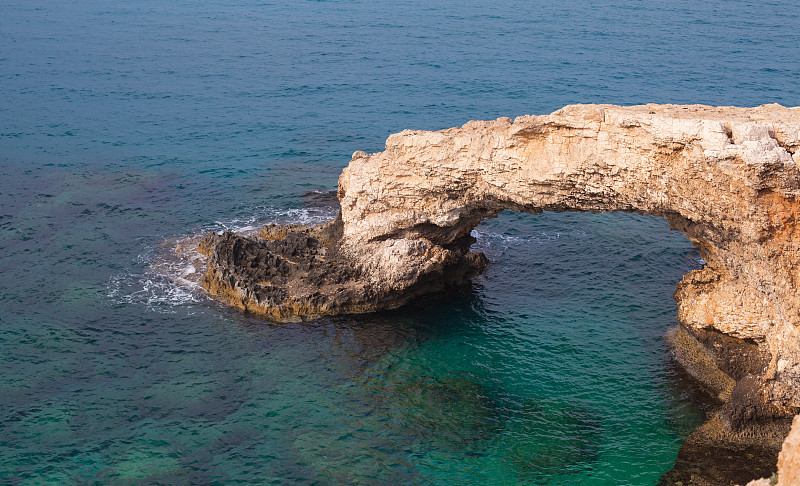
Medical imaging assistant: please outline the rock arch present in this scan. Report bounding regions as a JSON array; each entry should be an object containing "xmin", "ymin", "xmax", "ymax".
[
  {"xmin": 337, "ymin": 104, "xmax": 800, "ymax": 415},
  {"xmin": 200, "ymin": 103, "xmax": 800, "ymax": 419}
]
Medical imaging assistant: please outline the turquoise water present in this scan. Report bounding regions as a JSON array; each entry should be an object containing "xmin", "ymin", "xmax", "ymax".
[{"xmin": 2, "ymin": 0, "xmax": 799, "ymax": 484}]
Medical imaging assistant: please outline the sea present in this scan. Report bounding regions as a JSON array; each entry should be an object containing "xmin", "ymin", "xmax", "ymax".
[{"xmin": 2, "ymin": 0, "xmax": 799, "ymax": 484}]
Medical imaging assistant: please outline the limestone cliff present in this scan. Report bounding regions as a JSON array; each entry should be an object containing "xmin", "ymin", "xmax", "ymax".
[{"xmin": 200, "ymin": 103, "xmax": 800, "ymax": 422}]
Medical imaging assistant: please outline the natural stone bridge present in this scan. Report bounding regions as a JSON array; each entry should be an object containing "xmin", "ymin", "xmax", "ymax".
[{"xmin": 197, "ymin": 103, "xmax": 800, "ymax": 482}]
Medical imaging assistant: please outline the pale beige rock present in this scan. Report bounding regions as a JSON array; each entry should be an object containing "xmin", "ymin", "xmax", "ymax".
[
  {"xmin": 337, "ymin": 103, "xmax": 800, "ymax": 412},
  {"xmin": 778, "ymin": 415, "xmax": 800, "ymax": 485}
]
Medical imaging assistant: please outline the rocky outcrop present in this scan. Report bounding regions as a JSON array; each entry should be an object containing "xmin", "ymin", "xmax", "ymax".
[
  {"xmin": 197, "ymin": 215, "xmax": 487, "ymax": 320},
  {"xmin": 200, "ymin": 104, "xmax": 800, "ymax": 476}
]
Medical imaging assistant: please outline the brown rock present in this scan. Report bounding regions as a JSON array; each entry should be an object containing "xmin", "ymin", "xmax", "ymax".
[{"xmin": 746, "ymin": 414, "xmax": 800, "ymax": 486}]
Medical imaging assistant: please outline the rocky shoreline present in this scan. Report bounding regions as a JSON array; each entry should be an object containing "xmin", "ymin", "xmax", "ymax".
[{"xmin": 191, "ymin": 104, "xmax": 800, "ymax": 484}]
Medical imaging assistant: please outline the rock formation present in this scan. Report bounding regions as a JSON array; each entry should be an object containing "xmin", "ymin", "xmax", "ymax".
[{"xmin": 198, "ymin": 103, "xmax": 800, "ymax": 481}]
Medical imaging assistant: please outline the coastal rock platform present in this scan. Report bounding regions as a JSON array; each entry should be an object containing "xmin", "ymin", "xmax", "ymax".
[{"xmin": 196, "ymin": 103, "xmax": 800, "ymax": 483}]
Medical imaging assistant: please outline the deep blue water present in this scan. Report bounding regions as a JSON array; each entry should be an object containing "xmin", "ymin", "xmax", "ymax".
[{"xmin": 1, "ymin": 0, "xmax": 799, "ymax": 484}]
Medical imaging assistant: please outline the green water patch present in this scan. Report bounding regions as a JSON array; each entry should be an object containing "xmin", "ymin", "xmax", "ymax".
[
  {"xmin": 382, "ymin": 372, "xmax": 503, "ymax": 451},
  {"xmin": 291, "ymin": 427, "xmax": 419, "ymax": 484},
  {"xmin": 5, "ymin": 401, "xmax": 76, "ymax": 449},
  {"xmin": 18, "ymin": 471, "xmax": 74, "ymax": 485},
  {"xmin": 501, "ymin": 398, "xmax": 604, "ymax": 480},
  {"xmin": 0, "ymin": 225, "xmax": 22, "ymax": 242},
  {"xmin": 111, "ymin": 446, "xmax": 182, "ymax": 482},
  {"xmin": 59, "ymin": 283, "xmax": 104, "ymax": 306},
  {"xmin": 140, "ymin": 373, "xmax": 235, "ymax": 420},
  {"xmin": 354, "ymin": 342, "xmax": 506, "ymax": 453},
  {"xmin": 0, "ymin": 323, "xmax": 85, "ymax": 398}
]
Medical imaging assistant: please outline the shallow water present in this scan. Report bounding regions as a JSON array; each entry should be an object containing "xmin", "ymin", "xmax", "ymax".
[{"xmin": 2, "ymin": 0, "xmax": 799, "ymax": 484}]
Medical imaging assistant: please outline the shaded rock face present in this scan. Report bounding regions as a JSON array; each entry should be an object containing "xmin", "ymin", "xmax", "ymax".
[
  {"xmin": 199, "ymin": 215, "xmax": 487, "ymax": 320},
  {"xmin": 746, "ymin": 415, "xmax": 800, "ymax": 485},
  {"xmin": 201, "ymin": 104, "xmax": 800, "ymax": 424}
]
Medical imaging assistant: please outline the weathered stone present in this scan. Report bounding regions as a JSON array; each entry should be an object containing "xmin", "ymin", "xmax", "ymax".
[{"xmin": 777, "ymin": 415, "xmax": 800, "ymax": 485}]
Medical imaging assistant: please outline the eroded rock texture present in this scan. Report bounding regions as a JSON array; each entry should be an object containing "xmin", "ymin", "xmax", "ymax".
[{"xmin": 202, "ymin": 104, "xmax": 800, "ymax": 419}]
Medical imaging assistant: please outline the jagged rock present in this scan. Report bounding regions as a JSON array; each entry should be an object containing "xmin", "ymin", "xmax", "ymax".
[{"xmin": 198, "ymin": 214, "xmax": 486, "ymax": 319}]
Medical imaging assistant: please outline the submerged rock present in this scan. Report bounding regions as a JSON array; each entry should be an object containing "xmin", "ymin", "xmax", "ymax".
[
  {"xmin": 503, "ymin": 399, "xmax": 603, "ymax": 477},
  {"xmin": 383, "ymin": 372, "xmax": 502, "ymax": 451}
]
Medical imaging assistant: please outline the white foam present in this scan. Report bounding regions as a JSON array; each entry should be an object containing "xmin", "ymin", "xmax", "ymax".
[
  {"xmin": 209, "ymin": 206, "xmax": 337, "ymax": 234},
  {"xmin": 107, "ymin": 270, "xmax": 201, "ymax": 314},
  {"xmin": 108, "ymin": 205, "xmax": 339, "ymax": 313}
]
